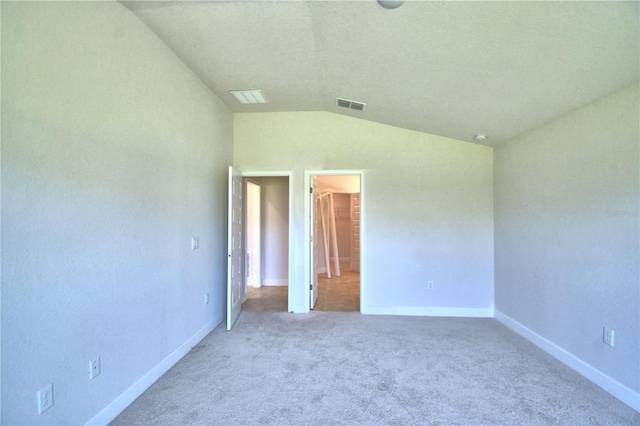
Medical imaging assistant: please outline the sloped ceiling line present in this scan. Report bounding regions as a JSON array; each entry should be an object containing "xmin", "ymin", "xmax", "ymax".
[{"xmin": 122, "ymin": 0, "xmax": 640, "ymax": 146}]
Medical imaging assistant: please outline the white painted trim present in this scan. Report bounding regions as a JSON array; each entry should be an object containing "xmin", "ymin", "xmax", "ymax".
[
  {"xmin": 304, "ymin": 170, "xmax": 365, "ymax": 314},
  {"xmin": 261, "ymin": 279, "xmax": 288, "ymax": 287},
  {"xmin": 361, "ymin": 306, "xmax": 494, "ymax": 318},
  {"xmin": 85, "ymin": 314, "xmax": 223, "ymax": 426},
  {"xmin": 495, "ymin": 310, "xmax": 640, "ymax": 413},
  {"xmin": 241, "ymin": 171, "xmax": 293, "ymax": 177},
  {"xmin": 239, "ymin": 171, "xmax": 294, "ymax": 313}
]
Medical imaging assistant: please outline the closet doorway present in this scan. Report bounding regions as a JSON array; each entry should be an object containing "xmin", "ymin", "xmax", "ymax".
[{"xmin": 306, "ymin": 171, "xmax": 363, "ymax": 312}]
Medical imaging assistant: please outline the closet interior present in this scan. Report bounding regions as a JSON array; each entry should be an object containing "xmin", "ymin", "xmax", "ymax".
[{"xmin": 315, "ymin": 176, "xmax": 360, "ymax": 277}]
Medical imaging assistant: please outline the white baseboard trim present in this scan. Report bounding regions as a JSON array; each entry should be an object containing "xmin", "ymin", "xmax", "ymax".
[
  {"xmin": 85, "ymin": 313, "xmax": 223, "ymax": 425},
  {"xmin": 361, "ymin": 306, "xmax": 494, "ymax": 318},
  {"xmin": 494, "ymin": 310, "xmax": 640, "ymax": 413},
  {"xmin": 262, "ymin": 279, "xmax": 288, "ymax": 287}
]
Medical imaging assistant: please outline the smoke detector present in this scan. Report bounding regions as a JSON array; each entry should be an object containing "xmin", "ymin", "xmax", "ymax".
[{"xmin": 336, "ymin": 98, "xmax": 366, "ymax": 111}]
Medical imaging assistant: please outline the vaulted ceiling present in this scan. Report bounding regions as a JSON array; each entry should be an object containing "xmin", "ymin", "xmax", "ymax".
[{"xmin": 122, "ymin": 1, "xmax": 639, "ymax": 145}]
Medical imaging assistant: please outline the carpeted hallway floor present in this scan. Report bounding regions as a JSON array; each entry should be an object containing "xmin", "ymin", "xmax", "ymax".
[{"xmin": 112, "ymin": 312, "xmax": 640, "ymax": 425}]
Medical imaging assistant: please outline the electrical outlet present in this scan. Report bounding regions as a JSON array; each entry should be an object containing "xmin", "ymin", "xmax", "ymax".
[
  {"xmin": 204, "ymin": 293, "xmax": 210, "ymax": 305},
  {"xmin": 191, "ymin": 237, "xmax": 199, "ymax": 250},
  {"xmin": 603, "ymin": 328, "xmax": 615, "ymax": 347},
  {"xmin": 427, "ymin": 280, "xmax": 434, "ymax": 290},
  {"xmin": 90, "ymin": 357, "xmax": 101, "ymax": 380},
  {"xmin": 37, "ymin": 384, "xmax": 53, "ymax": 414}
]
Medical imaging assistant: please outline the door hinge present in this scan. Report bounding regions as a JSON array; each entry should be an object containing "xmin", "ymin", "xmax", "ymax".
[
  {"xmin": 310, "ymin": 284, "xmax": 313, "ymax": 290},
  {"xmin": 310, "ymin": 187, "xmax": 313, "ymax": 194}
]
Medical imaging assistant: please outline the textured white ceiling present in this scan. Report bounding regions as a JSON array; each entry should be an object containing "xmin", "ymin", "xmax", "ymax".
[{"xmin": 123, "ymin": 0, "xmax": 639, "ymax": 145}]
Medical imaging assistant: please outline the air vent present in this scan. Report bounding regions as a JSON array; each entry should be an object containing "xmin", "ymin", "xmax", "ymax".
[
  {"xmin": 337, "ymin": 98, "xmax": 351, "ymax": 108},
  {"xmin": 336, "ymin": 98, "xmax": 366, "ymax": 111},
  {"xmin": 230, "ymin": 90, "xmax": 268, "ymax": 104}
]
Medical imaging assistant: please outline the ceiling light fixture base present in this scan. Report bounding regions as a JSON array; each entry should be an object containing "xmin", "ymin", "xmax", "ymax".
[{"xmin": 377, "ymin": 0, "xmax": 404, "ymax": 10}]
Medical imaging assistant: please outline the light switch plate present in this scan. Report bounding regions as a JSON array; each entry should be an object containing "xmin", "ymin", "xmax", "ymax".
[
  {"xmin": 603, "ymin": 328, "xmax": 614, "ymax": 347},
  {"xmin": 90, "ymin": 357, "xmax": 101, "ymax": 380}
]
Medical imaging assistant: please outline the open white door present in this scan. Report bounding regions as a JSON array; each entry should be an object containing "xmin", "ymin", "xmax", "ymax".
[
  {"xmin": 310, "ymin": 177, "xmax": 319, "ymax": 309},
  {"xmin": 227, "ymin": 166, "xmax": 244, "ymax": 330}
]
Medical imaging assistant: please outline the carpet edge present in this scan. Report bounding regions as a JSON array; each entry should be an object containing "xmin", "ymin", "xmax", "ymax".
[
  {"xmin": 495, "ymin": 309, "xmax": 640, "ymax": 413},
  {"xmin": 83, "ymin": 314, "xmax": 223, "ymax": 426}
]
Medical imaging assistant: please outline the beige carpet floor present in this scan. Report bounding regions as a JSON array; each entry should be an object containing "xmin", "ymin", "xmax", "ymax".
[{"xmin": 112, "ymin": 312, "xmax": 640, "ymax": 425}]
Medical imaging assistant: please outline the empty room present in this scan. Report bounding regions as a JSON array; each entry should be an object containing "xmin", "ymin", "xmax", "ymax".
[{"xmin": 1, "ymin": 1, "xmax": 638, "ymax": 425}]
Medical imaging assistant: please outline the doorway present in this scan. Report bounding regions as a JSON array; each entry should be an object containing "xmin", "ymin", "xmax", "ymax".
[
  {"xmin": 241, "ymin": 175, "xmax": 290, "ymax": 313},
  {"xmin": 227, "ymin": 168, "xmax": 293, "ymax": 330},
  {"xmin": 246, "ymin": 180, "xmax": 261, "ymax": 290},
  {"xmin": 305, "ymin": 171, "xmax": 364, "ymax": 312}
]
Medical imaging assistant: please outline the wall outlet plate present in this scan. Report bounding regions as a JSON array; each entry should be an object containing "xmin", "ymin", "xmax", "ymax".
[
  {"xmin": 427, "ymin": 280, "xmax": 434, "ymax": 290},
  {"xmin": 191, "ymin": 237, "xmax": 199, "ymax": 250},
  {"xmin": 603, "ymin": 328, "xmax": 614, "ymax": 347},
  {"xmin": 204, "ymin": 292, "xmax": 210, "ymax": 304},
  {"xmin": 37, "ymin": 384, "xmax": 53, "ymax": 414}
]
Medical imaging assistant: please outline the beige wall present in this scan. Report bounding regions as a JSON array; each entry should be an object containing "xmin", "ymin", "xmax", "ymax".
[
  {"xmin": 234, "ymin": 112, "xmax": 494, "ymax": 315},
  {"xmin": 1, "ymin": 2, "xmax": 232, "ymax": 424},
  {"xmin": 494, "ymin": 84, "xmax": 640, "ymax": 406}
]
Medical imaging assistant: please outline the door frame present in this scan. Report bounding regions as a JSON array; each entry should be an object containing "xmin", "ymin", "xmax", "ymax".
[
  {"xmin": 304, "ymin": 170, "xmax": 365, "ymax": 312},
  {"xmin": 242, "ymin": 171, "xmax": 294, "ymax": 313}
]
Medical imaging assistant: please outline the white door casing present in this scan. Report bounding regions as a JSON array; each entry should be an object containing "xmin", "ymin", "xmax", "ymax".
[
  {"xmin": 227, "ymin": 166, "xmax": 244, "ymax": 330},
  {"xmin": 237, "ymin": 171, "xmax": 293, "ymax": 311},
  {"xmin": 304, "ymin": 170, "xmax": 364, "ymax": 313},
  {"xmin": 310, "ymin": 177, "xmax": 319, "ymax": 309}
]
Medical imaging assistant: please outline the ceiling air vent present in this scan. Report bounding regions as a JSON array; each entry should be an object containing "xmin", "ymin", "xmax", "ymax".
[
  {"xmin": 230, "ymin": 90, "xmax": 268, "ymax": 104},
  {"xmin": 336, "ymin": 98, "xmax": 366, "ymax": 111}
]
